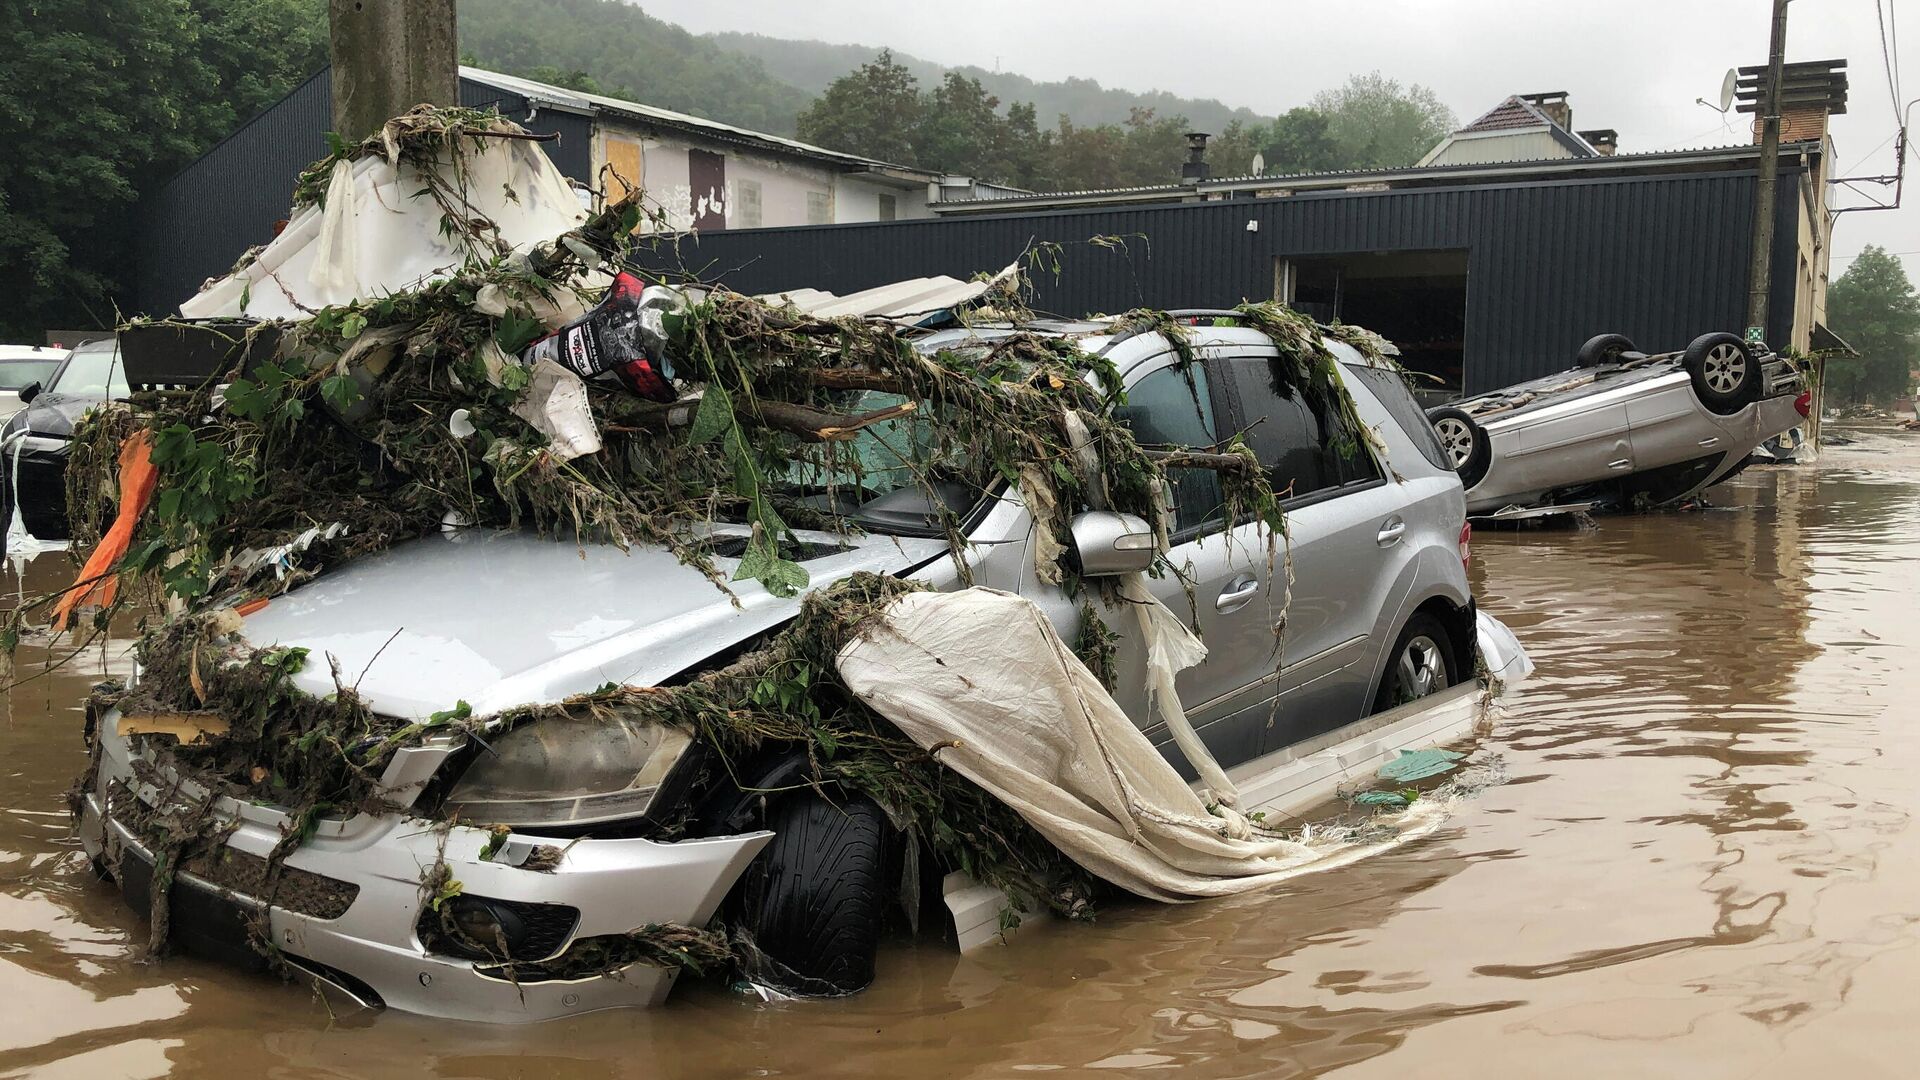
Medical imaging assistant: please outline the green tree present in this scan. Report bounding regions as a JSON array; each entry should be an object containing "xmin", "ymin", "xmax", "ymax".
[
  {"xmin": 190, "ymin": 0, "xmax": 328, "ymax": 124},
  {"xmin": 1312, "ymin": 72, "xmax": 1456, "ymax": 170},
  {"xmin": 795, "ymin": 49, "xmax": 923, "ymax": 166},
  {"xmin": 1207, "ymin": 108, "xmax": 1342, "ymax": 179},
  {"xmin": 0, "ymin": 0, "xmax": 326, "ymax": 339},
  {"xmin": 1, "ymin": 1, "xmax": 217, "ymax": 338},
  {"xmin": 1264, "ymin": 107, "xmax": 1342, "ymax": 174},
  {"xmin": 458, "ymin": 0, "xmax": 808, "ymax": 135},
  {"xmin": 1825, "ymin": 246, "xmax": 1920, "ymax": 404}
]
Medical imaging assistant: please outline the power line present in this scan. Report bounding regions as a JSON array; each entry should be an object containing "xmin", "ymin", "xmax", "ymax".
[
  {"xmin": 1878, "ymin": 0, "xmax": 1904, "ymax": 117},
  {"xmin": 1894, "ymin": 0, "xmax": 1907, "ymax": 106}
]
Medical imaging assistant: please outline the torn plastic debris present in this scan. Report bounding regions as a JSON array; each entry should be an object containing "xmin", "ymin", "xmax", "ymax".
[
  {"xmin": 839, "ymin": 587, "xmax": 1476, "ymax": 902},
  {"xmin": 1375, "ymin": 748, "xmax": 1466, "ymax": 783},
  {"xmin": 509, "ymin": 359, "xmax": 602, "ymax": 460},
  {"xmin": 182, "ymin": 117, "xmax": 591, "ymax": 321},
  {"xmin": 221, "ymin": 522, "xmax": 350, "ymax": 580},
  {"xmin": 520, "ymin": 271, "xmax": 682, "ymax": 403}
]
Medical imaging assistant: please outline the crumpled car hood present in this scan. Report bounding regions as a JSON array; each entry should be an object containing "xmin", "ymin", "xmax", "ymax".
[{"xmin": 237, "ymin": 528, "xmax": 949, "ymax": 719}]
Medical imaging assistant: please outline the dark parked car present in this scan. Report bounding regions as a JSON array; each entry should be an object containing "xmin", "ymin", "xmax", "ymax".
[{"xmin": 1, "ymin": 339, "xmax": 128, "ymax": 541}]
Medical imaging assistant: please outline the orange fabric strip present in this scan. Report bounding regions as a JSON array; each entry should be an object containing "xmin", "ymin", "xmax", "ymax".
[{"xmin": 52, "ymin": 430, "xmax": 159, "ymax": 631}]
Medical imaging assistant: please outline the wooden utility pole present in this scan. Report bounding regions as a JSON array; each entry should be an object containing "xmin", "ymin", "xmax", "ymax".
[
  {"xmin": 1745, "ymin": 0, "xmax": 1790, "ymax": 345},
  {"xmin": 328, "ymin": 0, "xmax": 459, "ymax": 141}
]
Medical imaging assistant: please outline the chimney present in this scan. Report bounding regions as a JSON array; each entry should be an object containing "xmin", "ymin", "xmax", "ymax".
[
  {"xmin": 1579, "ymin": 128, "xmax": 1619, "ymax": 156},
  {"xmin": 1735, "ymin": 59, "xmax": 1848, "ymax": 146},
  {"xmin": 1520, "ymin": 91, "xmax": 1572, "ymax": 131},
  {"xmin": 1182, "ymin": 132, "xmax": 1212, "ymax": 185}
]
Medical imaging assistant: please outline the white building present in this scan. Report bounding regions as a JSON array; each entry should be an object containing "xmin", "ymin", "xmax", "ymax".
[{"xmin": 463, "ymin": 68, "xmax": 1023, "ymax": 233}]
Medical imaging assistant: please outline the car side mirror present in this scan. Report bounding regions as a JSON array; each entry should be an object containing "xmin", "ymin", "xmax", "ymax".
[
  {"xmin": 16, "ymin": 381, "xmax": 40, "ymax": 405},
  {"xmin": 1068, "ymin": 511, "xmax": 1158, "ymax": 577}
]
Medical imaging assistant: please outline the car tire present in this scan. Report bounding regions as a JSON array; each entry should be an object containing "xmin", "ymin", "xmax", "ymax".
[
  {"xmin": 1426, "ymin": 407, "xmax": 1490, "ymax": 488},
  {"xmin": 1683, "ymin": 332, "xmax": 1759, "ymax": 415},
  {"xmin": 1576, "ymin": 333, "xmax": 1637, "ymax": 368},
  {"xmin": 1372, "ymin": 613, "xmax": 1459, "ymax": 714},
  {"xmin": 736, "ymin": 792, "xmax": 893, "ymax": 995}
]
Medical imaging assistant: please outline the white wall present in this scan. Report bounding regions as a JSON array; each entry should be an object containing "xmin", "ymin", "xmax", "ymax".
[
  {"xmin": 593, "ymin": 121, "xmax": 927, "ymax": 231},
  {"xmin": 835, "ymin": 176, "xmax": 934, "ymax": 222},
  {"xmin": 1422, "ymin": 129, "xmax": 1573, "ymax": 167}
]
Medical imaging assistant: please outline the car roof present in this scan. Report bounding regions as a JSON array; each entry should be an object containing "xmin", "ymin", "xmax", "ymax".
[{"xmin": 0, "ymin": 345, "xmax": 68, "ymax": 360}]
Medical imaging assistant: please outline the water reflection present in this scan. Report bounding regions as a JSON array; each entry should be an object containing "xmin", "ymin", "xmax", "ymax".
[{"xmin": 5, "ymin": 425, "xmax": 1920, "ymax": 1077}]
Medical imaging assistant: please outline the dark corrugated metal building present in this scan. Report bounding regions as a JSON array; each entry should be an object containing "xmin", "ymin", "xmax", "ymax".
[
  {"xmin": 133, "ymin": 68, "xmax": 594, "ymax": 317},
  {"xmin": 638, "ymin": 145, "xmax": 1826, "ymax": 396}
]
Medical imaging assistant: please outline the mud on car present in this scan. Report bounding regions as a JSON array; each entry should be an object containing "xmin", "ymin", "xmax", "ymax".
[
  {"xmin": 1426, "ymin": 331, "xmax": 1810, "ymax": 515},
  {"xmin": 75, "ymin": 314, "xmax": 1500, "ymax": 1022}
]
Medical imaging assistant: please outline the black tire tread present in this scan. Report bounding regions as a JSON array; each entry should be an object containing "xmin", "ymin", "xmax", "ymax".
[
  {"xmin": 740, "ymin": 793, "xmax": 891, "ymax": 993},
  {"xmin": 1577, "ymin": 333, "xmax": 1637, "ymax": 368}
]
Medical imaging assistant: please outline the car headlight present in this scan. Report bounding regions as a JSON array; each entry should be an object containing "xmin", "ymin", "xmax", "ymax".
[{"xmin": 443, "ymin": 717, "xmax": 692, "ymax": 828}]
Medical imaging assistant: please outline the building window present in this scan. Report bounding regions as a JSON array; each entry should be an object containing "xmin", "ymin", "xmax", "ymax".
[
  {"xmin": 807, "ymin": 190, "xmax": 832, "ymax": 225},
  {"xmin": 877, "ymin": 193, "xmax": 897, "ymax": 221},
  {"xmin": 736, "ymin": 180, "xmax": 762, "ymax": 228}
]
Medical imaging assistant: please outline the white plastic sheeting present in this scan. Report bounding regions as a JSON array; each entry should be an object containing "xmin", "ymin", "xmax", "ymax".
[
  {"xmin": 839, "ymin": 588, "xmax": 1454, "ymax": 902},
  {"xmin": 760, "ymin": 264, "xmax": 1021, "ymax": 323},
  {"xmin": 181, "ymin": 137, "xmax": 588, "ymax": 322}
]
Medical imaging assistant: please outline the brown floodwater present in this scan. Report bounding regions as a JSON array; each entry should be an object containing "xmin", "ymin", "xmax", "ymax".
[{"xmin": 5, "ymin": 421, "xmax": 1920, "ymax": 1078}]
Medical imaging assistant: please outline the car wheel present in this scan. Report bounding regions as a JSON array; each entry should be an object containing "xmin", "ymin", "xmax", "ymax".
[
  {"xmin": 1372, "ymin": 613, "xmax": 1458, "ymax": 714},
  {"xmin": 736, "ymin": 791, "xmax": 893, "ymax": 995},
  {"xmin": 1426, "ymin": 407, "xmax": 1490, "ymax": 488},
  {"xmin": 1576, "ymin": 333, "xmax": 1637, "ymax": 368},
  {"xmin": 1684, "ymin": 332, "xmax": 1759, "ymax": 415}
]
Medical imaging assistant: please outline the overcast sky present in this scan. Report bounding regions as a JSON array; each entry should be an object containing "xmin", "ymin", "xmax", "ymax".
[{"xmin": 638, "ymin": 0, "xmax": 1920, "ymax": 277}]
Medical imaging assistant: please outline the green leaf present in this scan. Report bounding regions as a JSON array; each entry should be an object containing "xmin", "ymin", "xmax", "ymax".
[
  {"xmin": 338, "ymin": 311, "xmax": 367, "ymax": 340},
  {"xmin": 731, "ymin": 535, "xmax": 810, "ymax": 597},
  {"xmin": 688, "ymin": 384, "xmax": 735, "ymax": 444},
  {"xmin": 320, "ymin": 373, "xmax": 362, "ymax": 413},
  {"xmin": 494, "ymin": 311, "xmax": 545, "ymax": 354}
]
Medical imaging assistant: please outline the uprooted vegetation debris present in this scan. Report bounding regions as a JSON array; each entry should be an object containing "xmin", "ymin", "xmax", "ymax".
[{"xmin": 44, "ymin": 105, "xmax": 1415, "ymax": 979}]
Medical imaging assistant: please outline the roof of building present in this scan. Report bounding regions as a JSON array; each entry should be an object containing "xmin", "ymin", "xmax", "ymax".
[
  {"xmin": 1460, "ymin": 96, "xmax": 1558, "ymax": 133},
  {"xmin": 460, "ymin": 67, "xmax": 937, "ymax": 183},
  {"xmin": 928, "ymin": 139, "xmax": 1824, "ymax": 214}
]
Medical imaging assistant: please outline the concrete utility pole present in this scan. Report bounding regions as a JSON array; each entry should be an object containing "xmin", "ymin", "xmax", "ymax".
[
  {"xmin": 1745, "ymin": 0, "xmax": 1790, "ymax": 345},
  {"xmin": 328, "ymin": 0, "xmax": 459, "ymax": 141}
]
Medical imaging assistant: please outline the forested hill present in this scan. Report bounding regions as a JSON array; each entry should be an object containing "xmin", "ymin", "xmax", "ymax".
[
  {"xmin": 704, "ymin": 30, "xmax": 1273, "ymax": 135},
  {"xmin": 459, "ymin": 0, "xmax": 813, "ymax": 134},
  {"xmin": 459, "ymin": 0, "xmax": 1280, "ymax": 138}
]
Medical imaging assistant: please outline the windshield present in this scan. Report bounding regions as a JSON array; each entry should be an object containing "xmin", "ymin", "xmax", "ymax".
[
  {"xmin": 51, "ymin": 343, "xmax": 129, "ymax": 399},
  {"xmin": 0, "ymin": 357, "xmax": 62, "ymax": 392},
  {"xmin": 779, "ymin": 390, "xmax": 985, "ymax": 535}
]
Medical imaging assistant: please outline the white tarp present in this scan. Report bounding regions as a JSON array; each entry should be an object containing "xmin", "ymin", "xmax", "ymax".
[
  {"xmin": 839, "ymin": 588, "xmax": 1454, "ymax": 902},
  {"xmin": 181, "ymin": 137, "xmax": 588, "ymax": 322}
]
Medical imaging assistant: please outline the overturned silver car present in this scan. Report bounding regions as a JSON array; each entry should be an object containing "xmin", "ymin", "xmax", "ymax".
[{"xmin": 1427, "ymin": 332, "xmax": 1809, "ymax": 515}]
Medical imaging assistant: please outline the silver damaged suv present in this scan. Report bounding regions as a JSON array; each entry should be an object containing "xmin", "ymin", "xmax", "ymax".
[{"xmin": 76, "ymin": 314, "xmax": 1498, "ymax": 1021}]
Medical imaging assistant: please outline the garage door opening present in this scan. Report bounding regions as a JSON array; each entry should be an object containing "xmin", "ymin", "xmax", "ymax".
[{"xmin": 1276, "ymin": 251, "xmax": 1469, "ymax": 404}]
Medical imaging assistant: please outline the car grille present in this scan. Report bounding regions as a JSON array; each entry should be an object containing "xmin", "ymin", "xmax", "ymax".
[{"xmin": 106, "ymin": 788, "xmax": 358, "ymax": 920}]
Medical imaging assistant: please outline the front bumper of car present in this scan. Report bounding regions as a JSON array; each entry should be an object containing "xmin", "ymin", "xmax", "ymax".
[{"xmin": 76, "ymin": 708, "xmax": 772, "ymax": 1023}]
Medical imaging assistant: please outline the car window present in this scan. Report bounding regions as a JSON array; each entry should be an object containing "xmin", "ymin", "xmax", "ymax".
[
  {"xmin": 1225, "ymin": 356, "xmax": 1379, "ymax": 499},
  {"xmin": 0, "ymin": 357, "xmax": 62, "ymax": 391},
  {"xmin": 1112, "ymin": 364, "xmax": 1224, "ymax": 536},
  {"xmin": 50, "ymin": 344, "xmax": 128, "ymax": 400},
  {"xmin": 1343, "ymin": 363, "xmax": 1451, "ymax": 471}
]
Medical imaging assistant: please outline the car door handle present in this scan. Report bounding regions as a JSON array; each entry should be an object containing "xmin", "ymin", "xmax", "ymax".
[
  {"xmin": 1608, "ymin": 458, "xmax": 1632, "ymax": 470},
  {"xmin": 1215, "ymin": 574, "xmax": 1259, "ymax": 613},
  {"xmin": 1376, "ymin": 517, "xmax": 1406, "ymax": 546}
]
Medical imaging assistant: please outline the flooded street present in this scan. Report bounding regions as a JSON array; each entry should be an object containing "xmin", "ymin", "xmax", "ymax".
[{"xmin": 6, "ymin": 422, "xmax": 1920, "ymax": 1079}]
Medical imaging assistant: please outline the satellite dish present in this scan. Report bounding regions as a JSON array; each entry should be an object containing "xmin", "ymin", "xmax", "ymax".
[
  {"xmin": 1718, "ymin": 68, "xmax": 1738, "ymax": 112},
  {"xmin": 1251, "ymin": 152, "xmax": 1266, "ymax": 176}
]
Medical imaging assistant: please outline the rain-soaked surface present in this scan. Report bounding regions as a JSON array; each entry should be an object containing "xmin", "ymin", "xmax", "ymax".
[{"xmin": 4, "ymin": 421, "xmax": 1920, "ymax": 1078}]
